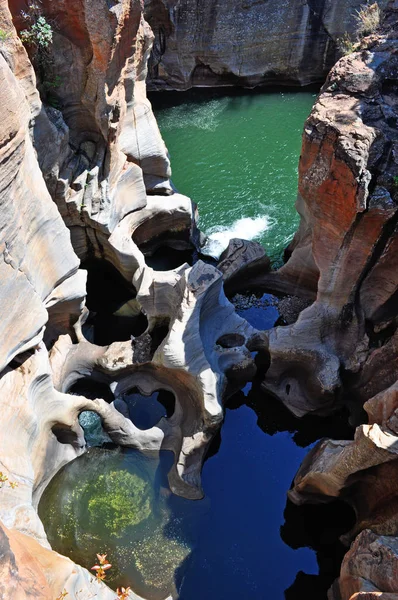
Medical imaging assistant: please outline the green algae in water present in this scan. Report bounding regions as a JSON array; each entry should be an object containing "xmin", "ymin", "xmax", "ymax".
[
  {"xmin": 86, "ymin": 470, "xmax": 151, "ymax": 534},
  {"xmin": 151, "ymin": 89, "xmax": 317, "ymax": 264},
  {"xmin": 39, "ymin": 448, "xmax": 200, "ymax": 599}
]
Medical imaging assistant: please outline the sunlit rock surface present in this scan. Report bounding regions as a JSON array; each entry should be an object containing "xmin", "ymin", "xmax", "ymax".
[
  {"xmin": 0, "ymin": 0, "xmax": 264, "ymax": 597},
  {"xmin": 261, "ymin": 4, "xmax": 398, "ymax": 418},
  {"xmin": 144, "ymin": 0, "xmax": 390, "ymax": 91},
  {"xmin": 283, "ymin": 7, "xmax": 398, "ymax": 599}
]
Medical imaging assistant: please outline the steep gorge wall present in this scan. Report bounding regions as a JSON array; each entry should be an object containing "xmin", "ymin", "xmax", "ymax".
[
  {"xmin": 1, "ymin": 0, "xmax": 398, "ymax": 598},
  {"xmin": 144, "ymin": 0, "xmax": 390, "ymax": 90},
  {"xmin": 262, "ymin": 4, "xmax": 398, "ymax": 599},
  {"xmin": 0, "ymin": 0, "xmax": 261, "ymax": 597}
]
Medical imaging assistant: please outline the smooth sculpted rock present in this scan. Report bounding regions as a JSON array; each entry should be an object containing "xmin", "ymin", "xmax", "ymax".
[
  {"xmin": 0, "ymin": 51, "xmax": 83, "ymax": 371},
  {"xmin": 0, "ymin": 2, "xmax": 266, "ymax": 597},
  {"xmin": 217, "ymin": 238, "xmax": 271, "ymax": 296},
  {"xmin": 144, "ymin": 0, "xmax": 390, "ymax": 90}
]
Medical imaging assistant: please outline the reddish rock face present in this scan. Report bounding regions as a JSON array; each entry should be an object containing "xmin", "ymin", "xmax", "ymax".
[
  {"xmin": 270, "ymin": 6, "xmax": 398, "ymax": 597},
  {"xmin": 261, "ymin": 5, "xmax": 398, "ymax": 418}
]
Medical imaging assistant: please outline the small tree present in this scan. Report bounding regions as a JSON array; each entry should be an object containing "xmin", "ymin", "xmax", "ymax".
[
  {"xmin": 20, "ymin": 15, "xmax": 53, "ymax": 48},
  {"xmin": 18, "ymin": 1, "xmax": 60, "ymax": 106}
]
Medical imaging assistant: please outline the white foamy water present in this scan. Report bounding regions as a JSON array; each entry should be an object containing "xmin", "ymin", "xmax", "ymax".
[
  {"xmin": 158, "ymin": 98, "xmax": 230, "ymax": 132},
  {"xmin": 203, "ymin": 216, "xmax": 271, "ymax": 258}
]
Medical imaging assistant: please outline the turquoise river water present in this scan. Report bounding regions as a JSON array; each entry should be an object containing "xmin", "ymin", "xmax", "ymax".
[
  {"xmin": 39, "ymin": 91, "xmax": 355, "ymax": 600},
  {"xmin": 151, "ymin": 88, "xmax": 317, "ymax": 263}
]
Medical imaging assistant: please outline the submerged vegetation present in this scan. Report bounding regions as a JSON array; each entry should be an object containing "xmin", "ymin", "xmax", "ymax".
[
  {"xmin": 67, "ymin": 468, "xmax": 152, "ymax": 539},
  {"xmin": 87, "ymin": 470, "xmax": 152, "ymax": 535}
]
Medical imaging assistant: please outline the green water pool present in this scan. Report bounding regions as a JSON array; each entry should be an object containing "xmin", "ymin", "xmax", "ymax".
[{"xmin": 150, "ymin": 88, "xmax": 317, "ymax": 263}]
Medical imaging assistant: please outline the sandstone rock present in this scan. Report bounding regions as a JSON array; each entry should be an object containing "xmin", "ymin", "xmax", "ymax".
[
  {"xmin": 261, "ymin": 5, "xmax": 398, "ymax": 416},
  {"xmin": 0, "ymin": 3, "xmax": 265, "ymax": 597},
  {"xmin": 217, "ymin": 237, "xmax": 271, "ymax": 295},
  {"xmin": 337, "ymin": 531, "xmax": 398, "ymax": 600},
  {"xmin": 144, "ymin": 0, "xmax": 390, "ymax": 91}
]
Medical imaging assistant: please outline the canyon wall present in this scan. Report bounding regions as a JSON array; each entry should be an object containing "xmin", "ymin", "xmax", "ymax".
[
  {"xmin": 265, "ymin": 3, "xmax": 398, "ymax": 599},
  {"xmin": 144, "ymin": 0, "xmax": 390, "ymax": 91},
  {"xmin": 0, "ymin": 0, "xmax": 261, "ymax": 597},
  {"xmin": 1, "ymin": 0, "xmax": 398, "ymax": 598}
]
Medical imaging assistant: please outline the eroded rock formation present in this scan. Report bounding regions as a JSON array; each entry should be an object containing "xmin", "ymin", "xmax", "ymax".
[
  {"xmin": 279, "ymin": 4, "xmax": 398, "ymax": 599},
  {"xmin": 260, "ymin": 4, "xmax": 398, "ymax": 419},
  {"xmin": 144, "ymin": 0, "xmax": 390, "ymax": 91},
  {"xmin": 2, "ymin": 0, "xmax": 398, "ymax": 597},
  {"xmin": 0, "ymin": 0, "xmax": 263, "ymax": 597}
]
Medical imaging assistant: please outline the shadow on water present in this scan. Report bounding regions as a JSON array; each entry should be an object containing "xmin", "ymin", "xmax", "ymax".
[
  {"xmin": 171, "ymin": 378, "xmax": 355, "ymax": 600},
  {"xmin": 149, "ymin": 84, "xmax": 320, "ymax": 111},
  {"xmin": 40, "ymin": 292, "xmax": 355, "ymax": 600}
]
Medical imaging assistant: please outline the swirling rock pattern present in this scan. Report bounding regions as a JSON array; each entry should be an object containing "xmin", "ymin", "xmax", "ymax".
[{"xmin": 0, "ymin": 0, "xmax": 261, "ymax": 597}]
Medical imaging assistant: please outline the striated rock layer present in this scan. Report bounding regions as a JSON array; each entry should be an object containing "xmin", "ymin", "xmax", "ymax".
[
  {"xmin": 279, "ymin": 4, "xmax": 398, "ymax": 599},
  {"xmin": 144, "ymin": 0, "xmax": 389, "ymax": 91},
  {"xmin": 0, "ymin": 0, "xmax": 263, "ymax": 597}
]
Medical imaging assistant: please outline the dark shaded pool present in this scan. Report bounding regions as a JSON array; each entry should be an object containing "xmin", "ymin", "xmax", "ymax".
[
  {"xmin": 123, "ymin": 389, "xmax": 175, "ymax": 430},
  {"xmin": 40, "ymin": 387, "xmax": 353, "ymax": 600},
  {"xmin": 81, "ymin": 259, "xmax": 148, "ymax": 346}
]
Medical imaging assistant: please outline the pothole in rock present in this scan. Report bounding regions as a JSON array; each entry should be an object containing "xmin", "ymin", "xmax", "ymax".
[
  {"xmin": 133, "ymin": 222, "xmax": 194, "ymax": 272},
  {"xmin": 69, "ymin": 378, "xmax": 115, "ymax": 447},
  {"xmin": 216, "ymin": 333, "xmax": 245, "ymax": 348},
  {"xmin": 39, "ymin": 448, "xmax": 207, "ymax": 600},
  {"xmin": 78, "ymin": 411, "xmax": 113, "ymax": 448},
  {"xmin": 133, "ymin": 320, "xmax": 171, "ymax": 363},
  {"xmin": 143, "ymin": 246, "xmax": 194, "ymax": 271},
  {"xmin": 119, "ymin": 388, "xmax": 175, "ymax": 430},
  {"xmin": 231, "ymin": 292, "xmax": 280, "ymax": 329},
  {"xmin": 231, "ymin": 291, "xmax": 313, "ymax": 329},
  {"xmin": 81, "ymin": 259, "xmax": 148, "ymax": 346},
  {"xmin": 69, "ymin": 378, "xmax": 115, "ymax": 403}
]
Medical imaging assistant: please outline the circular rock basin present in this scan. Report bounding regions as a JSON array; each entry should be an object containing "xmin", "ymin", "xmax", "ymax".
[{"xmin": 39, "ymin": 448, "xmax": 207, "ymax": 600}]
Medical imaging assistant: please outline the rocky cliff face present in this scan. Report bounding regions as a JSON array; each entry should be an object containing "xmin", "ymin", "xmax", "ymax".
[
  {"xmin": 1, "ymin": 0, "xmax": 398, "ymax": 598},
  {"xmin": 264, "ymin": 4, "xmax": 398, "ymax": 599},
  {"xmin": 0, "ymin": 0, "xmax": 262, "ymax": 597},
  {"xmin": 144, "ymin": 0, "xmax": 390, "ymax": 90},
  {"xmin": 259, "ymin": 3, "xmax": 398, "ymax": 420}
]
